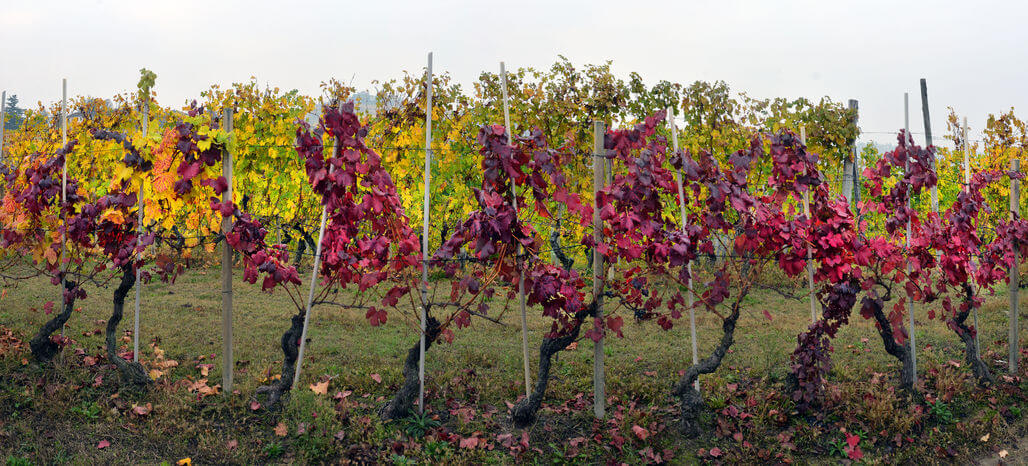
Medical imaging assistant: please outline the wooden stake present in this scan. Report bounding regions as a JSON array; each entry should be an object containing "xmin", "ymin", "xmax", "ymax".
[
  {"xmin": 1011, "ymin": 158, "xmax": 1020, "ymax": 374},
  {"xmin": 418, "ymin": 52, "xmax": 433, "ymax": 414},
  {"xmin": 905, "ymin": 92, "xmax": 917, "ymax": 382},
  {"xmin": 592, "ymin": 120, "xmax": 606, "ymax": 420},
  {"xmin": 59, "ymin": 79, "xmax": 68, "ymax": 337},
  {"xmin": 963, "ymin": 117, "xmax": 981, "ymax": 356},
  {"xmin": 920, "ymin": 79, "xmax": 938, "ymax": 214},
  {"xmin": 848, "ymin": 99, "xmax": 860, "ymax": 208},
  {"xmin": 1, "ymin": 90, "xmax": 6, "ymax": 162},
  {"xmin": 133, "ymin": 94, "xmax": 149, "ymax": 363},
  {"xmin": 293, "ymin": 105, "xmax": 339, "ymax": 390},
  {"xmin": 221, "ymin": 107, "xmax": 235, "ymax": 393},
  {"xmin": 500, "ymin": 61, "xmax": 533, "ymax": 399},
  {"xmin": 667, "ymin": 109, "xmax": 699, "ymax": 391},
  {"xmin": 800, "ymin": 127, "xmax": 816, "ymax": 324}
]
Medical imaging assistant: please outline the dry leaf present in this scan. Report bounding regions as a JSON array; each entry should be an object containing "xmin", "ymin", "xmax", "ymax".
[
  {"xmin": 310, "ymin": 380, "xmax": 329, "ymax": 395},
  {"xmin": 370, "ymin": 373, "xmax": 382, "ymax": 384},
  {"xmin": 999, "ymin": 450, "xmax": 1009, "ymax": 458},
  {"xmin": 274, "ymin": 422, "xmax": 288, "ymax": 437},
  {"xmin": 97, "ymin": 440, "xmax": 110, "ymax": 449},
  {"xmin": 176, "ymin": 459, "xmax": 192, "ymax": 466},
  {"xmin": 980, "ymin": 433, "xmax": 990, "ymax": 442}
]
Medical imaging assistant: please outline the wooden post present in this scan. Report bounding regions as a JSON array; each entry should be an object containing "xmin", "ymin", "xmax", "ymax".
[
  {"xmin": 501, "ymin": 62, "xmax": 533, "ymax": 399},
  {"xmin": 293, "ymin": 105, "xmax": 339, "ymax": 390},
  {"xmin": 962, "ymin": 117, "xmax": 981, "ymax": 355},
  {"xmin": 133, "ymin": 94, "xmax": 149, "ymax": 362},
  {"xmin": 667, "ymin": 109, "xmax": 699, "ymax": 391},
  {"xmin": 920, "ymin": 79, "xmax": 938, "ymax": 214},
  {"xmin": 1, "ymin": 90, "xmax": 6, "ymax": 162},
  {"xmin": 800, "ymin": 127, "xmax": 817, "ymax": 324},
  {"xmin": 848, "ymin": 100, "xmax": 860, "ymax": 208},
  {"xmin": 905, "ymin": 92, "xmax": 917, "ymax": 382},
  {"xmin": 592, "ymin": 120, "xmax": 606, "ymax": 419},
  {"xmin": 418, "ymin": 52, "xmax": 433, "ymax": 414},
  {"xmin": 1011, "ymin": 158, "xmax": 1020, "ymax": 374},
  {"xmin": 59, "ymin": 79, "xmax": 68, "ymax": 337},
  {"xmin": 220, "ymin": 107, "xmax": 235, "ymax": 393}
]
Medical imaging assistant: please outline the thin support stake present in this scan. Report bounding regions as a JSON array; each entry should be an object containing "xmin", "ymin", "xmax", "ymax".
[
  {"xmin": 221, "ymin": 107, "xmax": 235, "ymax": 393},
  {"xmin": 418, "ymin": 52, "xmax": 434, "ymax": 415},
  {"xmin": 1, "ymin": 90, "xmax": 6, "ymax": 163},
  {"xmin": 501, "ymin": 61, "xmax": 533, "ymax": 398},
  {"xmin": 293, "ymin": 156, "xmax": 333, "ymax": 390},
  {"xmin": 800, "ymin": 127, "xmax": 816, "ymax": 324},
  {"xmin": 133, "ymin": 95, "xmax": 149, "ymax": 362},
  {"xmin": 667, "ymin": 109, "xmax": 699, "ymax": 391},
  {"xmin": 592, "ymin": 120, "xmax": 606, "ymax": 420},
  {"xmin": 920, "ymin": 78, "xmax": 938, "ymax": 214},
  {"xmin": 963, "ymin": 117, "xmax": 981, "ymax": 355},
  {"xmin": 905, "ymin": 92, "xmax": 917, "ymax": 382},
  {"xmin": 1011, "ymin": 159, "xmax": 1021, "ymax": 374},
  {"xmin": 59, "ymin": 79, "xmax": 68, "ymax": 337}
]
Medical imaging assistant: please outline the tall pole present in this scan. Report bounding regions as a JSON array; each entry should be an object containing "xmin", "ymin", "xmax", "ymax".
[
  {"xmin": 905, "ymin": 92, "xmax": 917, "ymax": 382},
  {"xmin": 501, "ymin": 62, "xmax": 533, "ymax": 399},
  {"xmin": 920, "ymin": 79, "xmax": 938, "ymax": 214},
  {"xmin": 293, "ymin": 104, "xmax": 340, "ymax": 390},
  {"xmin": 133, "ymin": 91, "xmax": 149, "ymax": 362},
  {"xmin": 963, "ymin": 117, "xmax": 981, "ymax": 356},
  {"xmin": 848, "ymin": 99, "xmax": 860, "ymax": 208},
  {"xmin": 592, "ymin": 121, "xmax": 606, "ymax": 420},
  {"xmin": 800, "ymin": 127, "xmax": 817, "ymax": 324},
  {"xmin": 418, "ymin": 52, "xmax": 433, "ymax": 414},
  {"xmin": 220, "ymin": 107, "xmax": 235, "ymax": 393},
  {"xmin": 1, "ymin": 90, "xmax": 6, "ymax": 162},
  {"xmin": 1011, "ymin": 158, "xmax": 1021, "ymax": 374},
  {"xmin": 668, "ymin": 109, "xmax": 699, "ymax": 391},
  {"xmin": 59, "ymin": 79, "xmax": 68, "ymax": 336}
]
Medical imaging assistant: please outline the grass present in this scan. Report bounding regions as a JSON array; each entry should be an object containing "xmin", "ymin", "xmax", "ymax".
[{"xmin": 2, "ymin": 260, "xmax": 1028, "ymax": 464}]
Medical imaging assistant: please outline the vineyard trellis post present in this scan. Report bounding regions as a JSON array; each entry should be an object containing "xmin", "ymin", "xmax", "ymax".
[
  {"xmin": 59, "ymin": 79, "xmax": 68, "ymax": 337},
  {"xmin": 1011, "ymin": 158, "xmax": 1020, "ymax": 373},
  {"xmin": 221, "ymin": 107, "xmax": 235, "ymax": 393},
  {"xmin": 292, "ymin": 104, "xmax": 339, "ymax": 391},
  {"xmin": 133, "ymin": 89, "xmax": 150, "ymax": 363},
  {"xmin": 920, "ymin": 78, "xmax": 938, "ymax": 214},
  {"xmin": 592, "ymin": 120, "xmax": 606, "ymax": 420},
  {"xmin": 500, "ymin": 61, "xmax": 533, "ymax": 399},
  {"xmin": 1, "ymin": 90, "xmax": 6, "ymax": 162},
  {"xmin": 905, "ymin": 92, "xmax": 917, "ymax": 383},
  {"xmin": 963, "ymin": 117, "xmax": 981, "ymax": 355},
  {"xmin": 418, "ymin": 51, "xmax": 433, "ymax": 415},
  {"xmin": 848, "ymin": 99, "xmax": 860, "ymax": 210},
  {"xmin": 668, "ymin": 109, "xmax": 700, "ymax": 391},
  {"xmin": 800, "ymin": 127, "xmax": 816, "ymax": 324}
]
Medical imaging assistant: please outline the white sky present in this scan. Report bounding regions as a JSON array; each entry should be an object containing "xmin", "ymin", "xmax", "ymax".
[{"xmin": 2, "ymin": 0, "xmax": 1025, "ymax": 147}]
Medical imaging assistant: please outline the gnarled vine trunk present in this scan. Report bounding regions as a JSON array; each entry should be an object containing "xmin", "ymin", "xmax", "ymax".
[
  {"xmin": 106, "ymin": 265, "xmax": 152, "ymax": 388},
  {"xmin": 672, "ymin": 304, "xmax": 741, "ymax": 437},
  {"xmin": 255, "ymin": 309, "xmax": 305, "ymax": 408},
  {"xmin": 511, "ymin": 302, "xmax": 596, "ymax": 428},
  {"xmin": 950, "ymin": 283, "xmax": 994, "ymax": 385},
  {"xmin": 380, "ymin": 316, "xmax": 441, "ymax": 420},
  {"xmin": 29, "ymin": 279, "xmax": 78, "ymax": 362},
  {"xmin": 866, "ymin": 297, "xmax": 915, "ymax": 392}
]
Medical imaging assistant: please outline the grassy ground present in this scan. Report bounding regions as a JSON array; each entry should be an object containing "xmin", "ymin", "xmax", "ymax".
[{"xmin": 2, "ymin": 261, "xmax": 1028, "ymax": 464}]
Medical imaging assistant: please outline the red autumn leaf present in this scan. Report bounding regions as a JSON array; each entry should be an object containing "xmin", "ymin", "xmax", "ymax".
[
  {"xmin": 97, "ymin": 440, "xmax": 110, "ymax": 449},
  {"xmin": 631, "ymin": 425, "xmax": 650, "ymax": 440},
  {"xmin": 370, "ymin": 373, "xmax": 382, "ymax": 384}
]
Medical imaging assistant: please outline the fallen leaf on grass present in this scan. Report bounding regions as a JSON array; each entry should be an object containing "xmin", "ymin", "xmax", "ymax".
[
  {"xmin": 310, "ymin": 380, "xmax": 329, "ymax": 395},
  {"xmin": 370, "ymin": 373, "xmax": 382, "ymax": 384},
  {"xmin": 176, "ymin": 459, "xmax": 191, "ymax": 466},
  {"xmin": 632, "ymin": 425, "xmax": 650, "ymax": 440},
  {"xmin": 249, "ymin": 400, "xmax": 261, "ymax": 411},
  {"xmin": 1000, "ymin": 450, "xmax": 1008, "ymax": 458},
  {"xmin": 226, "ymin": 440, "xmax": 238, "ymax": 450},
  {"xmin": 980, "ymin": 433, "xmax": 990, "ymax": 442},
  {"xmin": 131, "ymin": 403, "xmax": 153, "ymax": 416},
  {"xmin": 274, "ymin": 422, "xmax": 288, "ymax": 437},
  {"xmin": 97, "ymin": 440, "xmax": 110, "ymax": 449}
]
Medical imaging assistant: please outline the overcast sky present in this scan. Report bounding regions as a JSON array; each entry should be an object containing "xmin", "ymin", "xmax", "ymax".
[{"xmin": 1, "ymin": 0, "xmax": 1024, "ymax": 148}]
